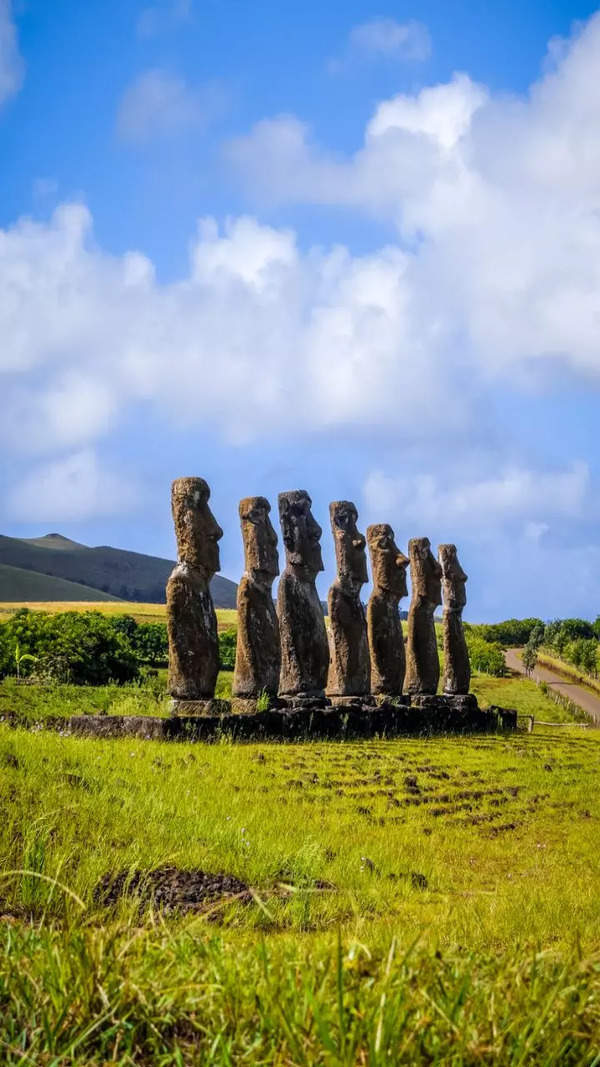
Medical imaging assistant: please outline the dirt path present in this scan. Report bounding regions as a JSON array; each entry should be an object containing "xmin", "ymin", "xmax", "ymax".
[{"xmin": 504, "ymin": 648, "xmax": 600, "ymax": 724}]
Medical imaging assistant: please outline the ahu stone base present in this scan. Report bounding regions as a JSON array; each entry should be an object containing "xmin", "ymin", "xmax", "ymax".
[{"xmin": 65, "ymin": 695, "xmax": 517, "ymax": 742}]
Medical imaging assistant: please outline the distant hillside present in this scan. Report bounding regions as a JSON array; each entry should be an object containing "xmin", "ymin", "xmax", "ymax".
[
  {"xmin": 0, "ymin": 534, "xmax": 237, "ymax": 608},
  {"xmin": 0, "ymin": 564, "xmax": 121, "ymax": 602}
]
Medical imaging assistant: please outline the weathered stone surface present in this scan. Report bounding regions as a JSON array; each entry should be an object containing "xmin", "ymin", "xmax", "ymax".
[
  {"xmin": 167, "ymin": 477, "xmax": 223, "ymax": 702},
  {"xmin": 170, "ymin": 699, "xmax": 231, "ymax": 717},
  {"xmin": 64, "ymin": 701, "xmax": 515, "ymax": 741},
  {"xmin": 439, "ymin": 543, "xmax": 470, "ymax": 695},
  {"xmin": 233, "ymin": 497, "xmax": 280, "ymax": 699},
  {"xmin": 367, "ymin": 524, "xmax": 409, "ymax": 698},
  {"xmin": 327, "ymin": 501, "xmax": 371, "ymax": 701},
  {"xmin": 405, "ymin": 537, "xmax": 442, "ymax": 696},
  {"xmin": 277, "ymin": 490, "xmax": 329, "ymax": 702}
]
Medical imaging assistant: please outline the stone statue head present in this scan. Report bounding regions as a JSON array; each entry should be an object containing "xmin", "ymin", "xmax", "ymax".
[
  {"xmin": 408, "ymin": 536, "xmax": 442, "ymax": 608},
  {"xmin": 171, "ymin": 477, "xmax": 223, "ymax": 580},
  {"xmin": 438, "ymin": 543, "xmax": 467, "ymax": 612},
  {"xmin": 239, "ymin": 496, "xmax": 279, "ymax": 585},
  {"xmin": 330, "ymin": 500, "xmax": 368, "ymax": 592},
  {"xmin": 367, "ymin": 523, "xmax": 409, "ymax": 599},
  {"xmin": 278, "ymin": 490, "xmax": 324, "ymax": 578}
]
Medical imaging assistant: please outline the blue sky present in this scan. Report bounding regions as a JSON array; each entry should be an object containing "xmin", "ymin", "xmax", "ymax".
[{"xmin": 1, "ymin": 0, "xmax": 600, "ymax": 620}]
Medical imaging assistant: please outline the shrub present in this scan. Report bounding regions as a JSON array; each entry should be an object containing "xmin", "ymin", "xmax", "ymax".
[
  {"xmin": 466, "ymin": 634, "xmax": 505, "ymax": 676},
  {"xmin": 131, "ymin": 623, "xmax": 168, "ymax": 666},
  {"xmin": 471, "ymin": 618, "xmax": 543, "ymax": 647},
  {"xmin": 219, "ymin": 627, "xmax": 237, "ymax": 671},
  {"xmin": 0, "ymin": 610, "xmax": 139, "ymax": 685}
]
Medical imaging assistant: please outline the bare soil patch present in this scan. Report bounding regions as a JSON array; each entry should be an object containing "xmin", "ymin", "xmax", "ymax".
[{"xmin": 94, "ymin": 866, "xmax": 250, "ymax": 914}]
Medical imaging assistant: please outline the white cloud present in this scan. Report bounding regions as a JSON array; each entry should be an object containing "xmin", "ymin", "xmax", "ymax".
[
  {"xmin": 228, "ymin": 12, "xmax": 600, "ymax": 385},
  {"xmin": 3, "ymin": 12, "xmax": 600, "ymax": 541},
  {"xmin": 8, "ymin": 450, "xmax": 138, "ymax": 522},
  {"xmin": 330, "ymin": 17, "xmax": 431, "ymax": 71},
  {"xmin": 136, "ymin": 0, "xmax": 191, "ymax": 38},
  {"xmin": 117, "ymin": 69, "xmax": 224, "ymax": 143},
  {"xmin": 0, "ymin": 0, "xmax": 24, "ymax": 106},
  {"xmin": 0, "ymin": 204, "xmax": 467, "ymax": 450},
  {"xmin": 363, "ymin": 463, "xmax": 590, "ymax": 528}
]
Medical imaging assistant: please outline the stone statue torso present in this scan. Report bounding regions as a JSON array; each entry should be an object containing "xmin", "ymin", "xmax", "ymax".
[
  {"xmin": 328, "ymin": 583, "xmax": 370, "ymax": 696},
  {"xmin": 367, "ymin": 592, "xmax": 405, "ymax": 695},
  {"xmin": 277, "ymin": 569, "xmax": 329, "ymax": 696},
  {"xmin": 167, "ymin": 562, "xmax": 219, "ymax": 700}
]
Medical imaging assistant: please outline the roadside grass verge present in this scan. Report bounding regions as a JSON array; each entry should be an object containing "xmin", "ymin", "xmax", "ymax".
[
  {"xmin": 537, "ymin": 649, "xmax": 600, "ymax": 697},
  {"xmin": 470, "ymin": 672, "xmax": 578, "ymax": 722},
  {"xmin": 0, "ymin": 725, "xmax": 599, "ymax": 1062}
]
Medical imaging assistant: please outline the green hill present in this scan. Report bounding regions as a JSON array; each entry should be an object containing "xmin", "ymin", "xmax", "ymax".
[
  {"xmin": 0, "ymin": 533, "xmax": 237, "ymax": 608},
  {"xmin": 0, "ymin": 564, "xmax": 121, "ymax": 602}
]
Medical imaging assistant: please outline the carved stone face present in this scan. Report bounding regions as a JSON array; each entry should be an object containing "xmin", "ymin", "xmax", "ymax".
[
  {"xmin": 239, "ymin": 496, "xmax": 279, "ymax": 583},
  {"xmin": 438, "ymin": 543, "xmax": 467, "ymax": 611},
  {"xmin": 278, "ymin": 490, "xmax": 324, "ymax": 577},
  {"xmin": 408, "ymin": 536, "xmax": 442, "ymax": 608},
  {"xmin": 367, "ymin": 523, "xmax": 408, "ymax": 599},
  {"xmin": 171, "ymin": 477, "xmax": 223, "ymax": 580},
  {"xmin": 330, "ymin": 500, "xmax": 368, "ymax": 591}
]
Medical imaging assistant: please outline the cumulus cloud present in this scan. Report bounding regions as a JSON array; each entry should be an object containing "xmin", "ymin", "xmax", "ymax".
[
  {"xmin": 363, "ymin": 463, "xmax": 591, "ymax": 528},
  {"xmin": 330, "ymin": 17, "xmax": 431, "ymax": 71},
  {"xmin": 0, "ymin": 0, "xmax": 24, "ymax": 106},
  {"xmin": 117, "ymin": 69, "xmax": 225, "ymax": 143},
  {"xmin": 228, "ymin": 13, "xmax": 600, "ymax": 385},
  {"xmin": 3, "ymin": 12, "xmax": 600, "ymax": 548},
  {"xmin": 0, "ymin": 204, "xmax": 467, "ymax": 450},
  {"xmin": 7, "ymin": 450, "xmax": 138, "ymax": 522}
]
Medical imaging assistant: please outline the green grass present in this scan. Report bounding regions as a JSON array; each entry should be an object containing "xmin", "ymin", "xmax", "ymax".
[
  {"xmin": 537, "ymin": 649, "xmax": 600, "ymax": 697},
  {"xmin": 0, "ymin": 601, "xmax": 238, "ymax": 630},
  {"xmin": 0, "ymin": 724, "xmax": 600, "ymax": 1062},
  {"xmin": 0, "ymin": 564, "xmax": 121, "ymax": 604},
  {"xmin": 471, "ymin": 672, "xmax": 580, "ymax": 723},
  {"xmin": 0, "ymin": 671, "xmax": 236, "ymax": 721}
]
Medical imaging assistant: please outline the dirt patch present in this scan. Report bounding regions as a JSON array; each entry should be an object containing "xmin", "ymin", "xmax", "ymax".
[{"xmin": 94, "ymin": 866, "xmax": 251, "ymax": 915}]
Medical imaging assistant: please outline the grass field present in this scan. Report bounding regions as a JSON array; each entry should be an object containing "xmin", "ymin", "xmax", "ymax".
[
  {"xmin": 1, "ymin": 610, "xmax": 598, "ymax": 1062},
  {"xmin": 0, "ymin": 601, "xmax": 238, "ymax": 631},
  {"xmin": 0, "ymin": 722, "xmax": 599, "ymax": 1063},
  {"xmin": 0, "ymin": 668, "xmax": 570, "ymax": 725}
]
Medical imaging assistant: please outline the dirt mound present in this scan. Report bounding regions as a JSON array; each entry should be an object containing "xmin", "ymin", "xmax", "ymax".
[{"xmin": 94, "ymin": 866, "xmax": 250, "ymax": 914}]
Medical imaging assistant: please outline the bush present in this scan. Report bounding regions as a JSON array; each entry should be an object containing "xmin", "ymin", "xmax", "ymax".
[
  {"xmin": 219, "ymin": 627, "xmax": 237, "ymax": 671},
  {"xmin": 131, "ymin": 623, "xmax": 168, "ymax": 666},
  {"xmin": 466, "ymin": 634, "xmax": 505, "ymax": 676},
  {"xmin": 0, "ymin": 610, "xmax": 139, "ymax": 686}
]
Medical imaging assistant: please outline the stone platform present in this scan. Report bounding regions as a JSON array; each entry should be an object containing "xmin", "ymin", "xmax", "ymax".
[{"xmin": 64, "ymin": 696, "xmax": 517, "ymax": 742}]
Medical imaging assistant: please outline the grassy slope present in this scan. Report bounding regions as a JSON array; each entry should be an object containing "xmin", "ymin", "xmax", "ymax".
[
  {"xmin": 0, "ymin": 564, "xmax": 121, "ymax": 603},
  {"xmin": 0, "ymin": 725, "xmax": 599, "ymax": 1063},
  {"xmin": 0, "ymin": 533, "xmax": 237, "ymax": 607}
]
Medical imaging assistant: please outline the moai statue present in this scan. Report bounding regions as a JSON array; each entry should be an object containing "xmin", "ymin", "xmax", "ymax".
[
  {"xmin": 167, "ymin": 477, "xmax": 223, "ymax": 708},
  {"xmin": 439, "ymin": 544, "xmax": 470, "ymax": 695},
  {"xmin": 277, "ymin": 490, "xmax": 329, "ymax": 705},
  {"xmin": 366, "ymin": 524, "xmax": 409, "ymax": 700},
  {"xmin": 405, "ymin": 537, "xmax": 442, "ymax": 696},
  {"xmin": 233, "ymin": 496, "xmax": 281, "ymax": 704},
  {"xmin": 327, "ymin": 501, "xmax": 372, "ymax": 704}
]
